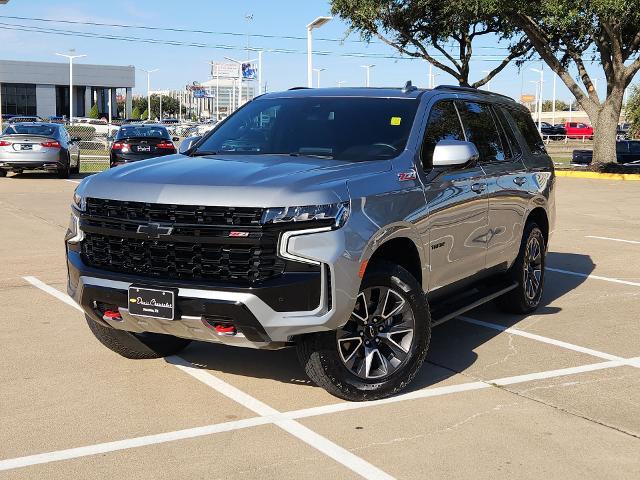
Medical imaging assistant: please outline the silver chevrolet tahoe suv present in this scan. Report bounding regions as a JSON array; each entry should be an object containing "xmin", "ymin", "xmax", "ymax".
[{"xmin": 66, "ymin": 84, "xmax": 555, "ymax": 401}]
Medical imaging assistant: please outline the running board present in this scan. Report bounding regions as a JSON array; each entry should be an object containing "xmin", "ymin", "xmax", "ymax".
[{"xmin": 430, "ymin": 282, "xmax": 518, "ymax": 327}]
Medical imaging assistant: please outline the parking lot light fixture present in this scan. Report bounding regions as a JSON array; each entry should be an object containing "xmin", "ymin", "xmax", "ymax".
[
  {"xmin": 139, "ymin": 68, "xmax": 159, "ymax": 121},
  {"xmin": 361, "ymin": 64, "xmax": 375, "ymax": 87},
  {"xmin": 307, "ymin": 16, "xmax": 332, "ymax": 88},
  {"xmin": 55, "ymin": 51, "xmax": 86, "ymax": 125},
  {"xmin": 313, "ymin": 68, "xmax": 325, "ymax": 88},
  {"xmin": 530, "ymin": 67, "xmax": 544, "ymax": 131}
]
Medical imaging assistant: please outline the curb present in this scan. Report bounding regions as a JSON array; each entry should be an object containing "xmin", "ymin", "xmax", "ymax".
[{"xmin": 555, "ymin": 170, "xmax": 640, "ymax": 181}]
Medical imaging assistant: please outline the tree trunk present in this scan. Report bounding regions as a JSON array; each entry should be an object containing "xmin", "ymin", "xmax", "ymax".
[{"xmin": 590, "ymin": 90, "xmax": 624, "ymax": 170}]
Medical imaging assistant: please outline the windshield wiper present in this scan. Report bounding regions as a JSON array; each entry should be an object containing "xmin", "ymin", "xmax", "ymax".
[
  {"xmin": 190, "ymin": 150, "xmax": 219, "ymax": 156},
  {"xmin": 289, "ymin": 152, "xmax": 334, "ymax": 159}
]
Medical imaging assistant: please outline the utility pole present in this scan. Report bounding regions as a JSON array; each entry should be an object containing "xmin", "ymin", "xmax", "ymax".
[
  {"xmin": 55, "ymin": 50, "xmax": 86, "ymax": 125},
  {"xmin": 530, "ymin": 67, "xmax": 544, "ymax": 130},
  {"xmin": 313, "ymin": 68, "xmax": 325, "ymax": 88}
]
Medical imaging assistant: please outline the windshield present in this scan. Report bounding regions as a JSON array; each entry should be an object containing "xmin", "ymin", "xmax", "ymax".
[
  {"xmin": 194, "ymin": 97, "xmax": 419, "ymax": 161},
  {"xmin": 3, "ymin": 125, "xmax": 58, "ymax": 136},
  {"xmin": 116, "ymin": 126, "xmax": 170, "ymax": 140}
]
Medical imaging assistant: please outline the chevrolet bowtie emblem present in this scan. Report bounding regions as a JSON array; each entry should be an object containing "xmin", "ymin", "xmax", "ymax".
[{"xmin": 136, "ymin": 223, "xmax": 173, "ymax": 238}]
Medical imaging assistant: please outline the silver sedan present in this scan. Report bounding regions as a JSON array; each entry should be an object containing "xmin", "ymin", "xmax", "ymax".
[{"xmin": 0, "ymin": 123, "xmax": 80, "ymax": 178}]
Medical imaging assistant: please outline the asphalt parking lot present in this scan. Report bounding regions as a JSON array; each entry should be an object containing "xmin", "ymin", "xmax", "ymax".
[{"xmin": 1, "ymin": 173, "xmax": 639, "ymax": 479}]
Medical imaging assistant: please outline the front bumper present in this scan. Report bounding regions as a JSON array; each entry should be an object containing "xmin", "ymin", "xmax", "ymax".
[{"xmin": 67, "ymin": 226, "xmax": 360, "ymax": 348}]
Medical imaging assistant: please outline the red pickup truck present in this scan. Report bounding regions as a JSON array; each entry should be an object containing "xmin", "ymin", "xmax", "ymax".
[{"xmin": 565, "ymin": 122, "xmax": 593, "ymax": 140}]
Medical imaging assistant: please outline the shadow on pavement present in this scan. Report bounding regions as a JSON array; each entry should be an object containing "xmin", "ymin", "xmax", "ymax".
[
  {"xmin": 6, "ymin": 171, "xmax": 94, "ymax": 180},
  {"xmin": 176, "ymin": 252, "xmax": 595, "ymax": 396}
]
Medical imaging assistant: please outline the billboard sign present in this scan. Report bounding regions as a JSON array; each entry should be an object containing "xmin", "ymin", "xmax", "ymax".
[
  {"xmin": 210, "ymin": 62, "xmax": 240, "ymax": 78},
  {"xmin": 242, "ymin": 62, "xmax": 257, "ymax": 80}
]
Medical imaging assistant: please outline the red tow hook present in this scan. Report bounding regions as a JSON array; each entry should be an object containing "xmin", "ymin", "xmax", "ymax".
[
  {"xmin": 103, "ymin": 310, "xmax": 122, "ymax": 321},
  {"xmin": 214, "ymin": 324, "xmax": 237, "ymax": 336}
]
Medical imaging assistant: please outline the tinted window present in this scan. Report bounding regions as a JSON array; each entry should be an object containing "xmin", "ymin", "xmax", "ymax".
[
  {"xmin": 616, "ymin": 142, "xmax": 629, "ymax": 154},
  {"xmin": 3, "ymin": 124, "xmax": 58, "ymax": 137},
  {"xmin": 455, "ymin": 101, "xmax": 505, "ymax": 163},
  {"xmin": 116, "ymin": 126, "xmax": 170, "ymax": 140},
  {"xmin": 494, "ymin": 107, "xmax": 522, "ymax": 158},
  {"xmin": 506, "ymin": 108, "xmax": 546, "ymax": 155},
  {"xmin": 195, "ymin": 97, "xmax": 419, "ymax": 161},
  {"xmin": 629, "ymin": 142, "xmax": 640, "ymax": 154},
  {"xmin": 420, "ymin": 101, "xmax": 465, "ymax": 170}
]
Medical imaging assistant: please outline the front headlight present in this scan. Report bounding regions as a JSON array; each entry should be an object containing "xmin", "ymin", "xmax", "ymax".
[
  {"xmin": 261, "ymin": 202, "xmax": 350, "ymax": 228},
  {"xmin": 73, "ymin": 189, "xmax": 85, "ymax": 211}
]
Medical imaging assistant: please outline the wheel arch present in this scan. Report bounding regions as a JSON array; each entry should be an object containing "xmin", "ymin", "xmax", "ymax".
[
  {"xmin": 525, "ymin": 206, "xmax": 549, "ymax": 247},
  {"xmin": 365, "ymin": 235, "xmax": 424, "ymax": 287}
]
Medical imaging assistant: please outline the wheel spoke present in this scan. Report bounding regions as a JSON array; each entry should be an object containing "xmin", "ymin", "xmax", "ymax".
[
  {"xmin": 379, "ymin": 330, "xmax": 412, "ymax": 360},
  {"xmin": 364, "ymin": 346, "xmax": 388, "ymax": 379},
  {"xmin": 351, "ymin": 291, "xmax": 369, "ymax": 322},
  {"xmin": 381, "ymin": 288, "xmax": 406, "ymax": 319},
  {"xmin": 338, "ymin": 336, "xmax": 363, "ymax": 364}
]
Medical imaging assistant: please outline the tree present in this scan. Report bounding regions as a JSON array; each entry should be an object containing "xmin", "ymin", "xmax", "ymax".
[
  {"xmin": 330, "ymin": 0, "xmax": 531, "ymax": 88},
  {"xmin": 131, "ymin": 107, "xmax": 141, "ymax": 120},
  {"xmin": 88, "ymin": 103, "xmax": 99, "ymax": 119},
  {"xmin": 506, "ymin": 2, "xmax": 640, "ymax": 168},
  {"xmin": 141, "ymin": 109, "xmax": 149, "ymax": 120},
  {"xmin": 542, "ymin": 99, "xmax": 569, "ymax": 112},
  {"xmin": 624, "ymin": 84, "xmax": 640, "ymax": 137}
]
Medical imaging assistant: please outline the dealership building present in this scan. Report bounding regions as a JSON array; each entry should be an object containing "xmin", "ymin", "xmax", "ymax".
[{"xmin": 0, "ymin": 59, "xmax": 135, "ymax": 119}]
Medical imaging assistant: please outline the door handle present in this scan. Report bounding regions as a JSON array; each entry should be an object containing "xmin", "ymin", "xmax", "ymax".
[
  {"xmin": 514, "ymin": 176, "xmax": 527, "ymax": 186},
  {"xmin": 471, "ymin": 182, "xmax": 486, "ymax": 194}
]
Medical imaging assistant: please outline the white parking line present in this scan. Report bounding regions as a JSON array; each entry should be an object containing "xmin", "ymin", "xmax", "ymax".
[
  {"xmin": 3, "ymin": 356, "xmax": 636, "ymax": 473},
  {"xmin": 12, "ymin": 276, "xmax": 639, "ymax": 475},
  {"xmin": 585, "ymin": 235, "xmax": 640, "ymax": 245},
  {"xmin": 546, "ymin": 267, "xmax": 640, "ymax": 287},
  {"xmin": 21, "ymin": 277, "xmax": 395, "ymax": 480},
  {"xmin": 64, "ymin": 179, "xmax": 81, "ymax": 184}
]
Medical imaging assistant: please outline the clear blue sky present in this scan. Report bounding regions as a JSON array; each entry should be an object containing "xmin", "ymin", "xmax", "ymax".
[{"xmin": 0, "ymin": 0, "xmax": 607, "ymax": 104}]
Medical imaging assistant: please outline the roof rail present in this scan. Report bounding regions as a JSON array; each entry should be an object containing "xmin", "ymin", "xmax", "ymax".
[
  {"xmin": 288, "ymin": 86, "xmax": 310, "ymax": 90},
  {"xmin": 434, "ymin": 85, "xmax": 514, "ymax": 102}
]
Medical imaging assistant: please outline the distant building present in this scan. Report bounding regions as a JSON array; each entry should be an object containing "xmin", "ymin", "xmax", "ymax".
[{"xmin": 0, "ymin": 59, "xmax": 135, "ymax": 119}]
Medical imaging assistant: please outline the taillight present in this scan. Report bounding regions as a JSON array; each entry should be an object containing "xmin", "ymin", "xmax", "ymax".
[
  {"xmin": 112, "ymin": 142, "xmax": 129, "ymax": 151},
  {"xmin": 156, "ymin": 141, "xmax": 175, "ymax": 150},
  {"xmin": 0, "ymin": 140, "xmax": 12, "ymax": 147},
  {"xmin": 41, "ymin": 141, "xmax": 61, "ymax": 148}
]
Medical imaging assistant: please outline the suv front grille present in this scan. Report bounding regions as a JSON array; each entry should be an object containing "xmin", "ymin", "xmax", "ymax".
[{"xmin": 80, "ymin": 198, "xmax": 285, "ymax": 283}]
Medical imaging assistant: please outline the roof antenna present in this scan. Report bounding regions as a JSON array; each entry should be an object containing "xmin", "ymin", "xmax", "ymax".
[{"xmin": 402, "ymin": 80, "xmax": 417, "ymax": 93}]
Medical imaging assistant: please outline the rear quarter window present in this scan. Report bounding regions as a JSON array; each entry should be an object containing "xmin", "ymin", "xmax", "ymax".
[{"xmin": 505, "ymin": 108, "xmax": 546, "ymax": 155}]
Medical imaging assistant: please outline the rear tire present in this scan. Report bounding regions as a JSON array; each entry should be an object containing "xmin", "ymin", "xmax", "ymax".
[
  {"xmin": 57, "ymin": 160, "xmax": 70, "ymax": 179},
  {"xmin": 70, "ymin": 154, "xmax": 80, "ymax": 175},
  {"xmin": 495, "ymin": 222, "xmax": 546, "ymax": 314},
  {"xmin": 297, "ymin": 261, "xmax": 431, "ymax": 401},
  {"xmin": 86, "ymin": 316, "xmax": 191, "ymax": 359}
]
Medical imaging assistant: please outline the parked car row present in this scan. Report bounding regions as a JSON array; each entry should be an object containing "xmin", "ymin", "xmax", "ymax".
[{"xmin": 572, "ymin": 139, "xmax": 640, "ymax": 165}]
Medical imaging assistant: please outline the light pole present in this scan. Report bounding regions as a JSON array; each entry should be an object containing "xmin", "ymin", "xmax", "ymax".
[
  {"xmin": 552, "ymin": 74, "xmax": 557, "ymax": 126},
  {"xmin": 55, "ymin": 50, "xmax": 86, "ymax": 125},
  {"xmin": 140, "ymin": 68, "xmax": 158, "ymax": 120},
  {"xmin": 306, "ymin": 16, "xmax": 332, "ymax": 88},
  {"xmin": 361, "ymin": 64, "xmax": 375, "ymax": 87},
  {"xmin": 530, "ymin": 67, "xmax": 544, "ymax": 130},
  {"xmin": 482, "ymin": 70, "xmax": 492, "ymax": 91},
  {"xmin": 337, "ymin": 80, "xmax": 347, "ymax": 88},
  {"xmin": 225, "ymin": 56, "xmax": 257, "ymax": 110},
  {"xmin": 530, "ymin": 80, "xmax": 540, "ymax": 127},
  {"xmin": 313, "ymin": 68, "xmax": 325, "ymax": 88}
]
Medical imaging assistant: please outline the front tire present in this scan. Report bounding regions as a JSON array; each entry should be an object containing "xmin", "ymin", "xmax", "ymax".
[
  {"xmin": 57, "ymin": 160, "xmax": 70, "ymax": 179},
  {"xmin": 86, "ymin": 316, "xmax": 191, "ymax": 359},
  {"xmin": 495, "ymin": 222, "xmax": 546, "ymax": 314},
  {"xmin": 297, "ymin": 261, "xmax": 431, "ymax": 401}
]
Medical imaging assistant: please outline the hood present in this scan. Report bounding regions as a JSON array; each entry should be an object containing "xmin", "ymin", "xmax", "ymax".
[{"xmin": 77, "ymin": 153, "xmax": 391, "ymax": 207}]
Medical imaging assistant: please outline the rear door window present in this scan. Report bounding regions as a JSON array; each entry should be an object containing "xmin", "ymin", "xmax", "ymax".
[
  {"xmin": 420, "ymin": 100, "xmax": 465, "ymax": 170},
  {"xmin": 493, "ymin": 107, "xmax": 523, "ymax": 159},
  {"xmin": 455, "ymin": 101, "xmax": 506, "ymax": 163},
  {"xmin": 505, "ymin": 108, "xmax": 546, "ymax": 155}
]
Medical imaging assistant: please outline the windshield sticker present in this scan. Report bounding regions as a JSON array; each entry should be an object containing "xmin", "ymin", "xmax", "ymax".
[{"xmin": 390, "ymin": 117, "xmax": 402, "ymax": 126}]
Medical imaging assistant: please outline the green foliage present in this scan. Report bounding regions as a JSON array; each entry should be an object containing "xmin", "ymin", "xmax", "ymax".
[
  {"xmin": 131, "ymin": 107, "xmax": 141, "ymax": 120},
  {"xmin": 330, "ymin": 0, "xmax": 530, "ymax": 87},
  {"xmin": 542, "ymin": 100, "xmax": 570, "ymax": 112},
  {"xmin": 625, "ymin": 84, "xmax": 640, "ymax": 138},
  {"xmin": 89, "ymin": 103, "xmax": 99, "ymax": 119},
  {"xmin": 141, "ymin": 109, "xmax": 149, "ymax": 120}
]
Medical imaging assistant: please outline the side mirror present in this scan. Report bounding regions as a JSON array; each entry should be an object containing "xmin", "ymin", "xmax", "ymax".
[
  {"xmin": 71, "ymin": 137, "xmax": 81, "ymax": 143},
  {"xmin": 179, "ymin": 135, "xmax": 202, "ymax": 154},
  {"xmin": 432, "ymin": 140, "xmax": 479, "ymax": 167}
]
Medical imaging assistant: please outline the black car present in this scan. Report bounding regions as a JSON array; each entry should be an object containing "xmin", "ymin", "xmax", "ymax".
[
  {"xmin": 540, "ymin": 122, "xmax": 566, "ymax": 140},
  {"xmin": 572, "ymin": 140, "xmax": 640, "ymax": 165},
  {"xmin": 110, "ymin": 124, "xmax": 177, "ymax": 167}
]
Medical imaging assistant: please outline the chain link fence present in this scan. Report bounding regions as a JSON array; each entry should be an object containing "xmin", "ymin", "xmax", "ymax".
[{"xmin": 62, "ymin": 120, "xmax": 216, "ymax": 173}]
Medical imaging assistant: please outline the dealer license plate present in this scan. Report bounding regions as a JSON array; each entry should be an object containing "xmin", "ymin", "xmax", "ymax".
[{"xmin": 128, "ymin": 286, "xmax": 175, "ymax": 320}]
